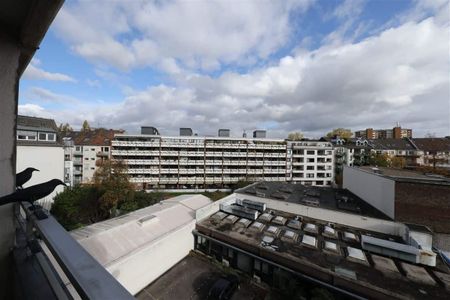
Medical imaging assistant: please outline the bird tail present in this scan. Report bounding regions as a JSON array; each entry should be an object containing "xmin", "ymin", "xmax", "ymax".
[{"xmin": 0, "ymin": 193, "xmax": 16, "ymax": 206}]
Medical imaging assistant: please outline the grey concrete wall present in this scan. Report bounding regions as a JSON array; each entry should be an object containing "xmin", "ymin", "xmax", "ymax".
[
  {"xmin": 0, "ymin": 32, "xmax": 20, "ymax": 298},
  {"xmin": 343, "ymin": 166, "xmax": 396, "ymax": 219}
]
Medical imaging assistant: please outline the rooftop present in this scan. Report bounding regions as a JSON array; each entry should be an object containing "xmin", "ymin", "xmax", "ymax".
[
  {"xmin": 71, "ymin": 194, "xmax": 211, "ymax": 266},
  {"xmin": 196, "ymin": 205, "xmax": 450, "ymax": 299},
  {"xmin": 65, "ymin": 128, "xmax": 124, "ymax": 146},
  {"xmin": 411, "ymin": 138, "xmax": 450, "ymax": 152},
  {"xmin": 236, "ymin": 182, "xmax": 391, "ymax": 220},
  {"xmin": 357, "ymin": 166, "xmax": 450, "ymax": 185},
  {"xmin": 17, "ymin": 115, "xmax": 58, "ymax": 132}
]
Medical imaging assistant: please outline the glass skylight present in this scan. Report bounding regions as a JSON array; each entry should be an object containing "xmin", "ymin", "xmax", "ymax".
[{"xmin": 302, "ymin": 235, "xmax": 317, "ymax": 247}]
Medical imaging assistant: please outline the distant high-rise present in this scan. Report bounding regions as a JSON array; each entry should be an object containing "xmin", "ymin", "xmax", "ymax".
[{"xmin": 355, "ymin": 124, "xmax": 412, "ymax": 139}]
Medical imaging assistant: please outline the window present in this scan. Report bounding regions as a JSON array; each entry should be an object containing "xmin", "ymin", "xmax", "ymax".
[
  {"xmin": 307, "ymin": 166, "xmax": 314, "ymax": 170},
  {"xmin": 307, "ymin": 150, "xmax": 315, "ymax": 155},
  {"xmin": 76, "ymin": 146, "xmax": 81, "ymax": 151},
  {"xmin": 38, "ymin": 132, "xmax": 56, "ymax": 141},
  {"xmin": 17, "ymin": 130, "xmax": 37, "ymax": 140}
]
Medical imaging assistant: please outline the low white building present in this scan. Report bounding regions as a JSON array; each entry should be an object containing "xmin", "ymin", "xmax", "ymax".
[
  {"xmin": 71, "ymin": 194, "xmax": 212, "ymax": 295},
  {"xmin": 16, "ymin": 115, "xmax": 64, "ymax": 209}
]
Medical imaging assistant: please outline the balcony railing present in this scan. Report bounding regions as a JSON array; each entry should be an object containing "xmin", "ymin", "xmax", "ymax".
[{"xmin": 14, "ymin": 202, "xmax": 133, "ymax": 300}]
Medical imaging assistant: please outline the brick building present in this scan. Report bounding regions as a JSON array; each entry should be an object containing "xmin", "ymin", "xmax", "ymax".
[{"xmin": 343, "ymin": 166, "xmax": 450, "ymax": 250}]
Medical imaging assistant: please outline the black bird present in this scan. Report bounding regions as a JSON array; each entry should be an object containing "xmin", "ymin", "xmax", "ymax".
[
  {"xmin": 16, "ymin": 167, "xmax": 39, "ymax": 189},
  {"xmin": 0, "ymin": 179, "xmax": 66, "ymax": 207}
]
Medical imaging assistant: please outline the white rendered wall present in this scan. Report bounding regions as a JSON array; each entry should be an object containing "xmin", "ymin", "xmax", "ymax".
[
  {"xmin": 17, "ymin": 146, "xmax": 64, "ymax": 208},
  {"xmin": 82, "ymin": 145, "xmax": 102, "ymax": 183},
  {"xmin": 106, "ymin": 221, "xmax": 196, "ymax": 295},
  {"xmin": 343, "ymin": 166, "xmax": 396, "ymax": 219}
]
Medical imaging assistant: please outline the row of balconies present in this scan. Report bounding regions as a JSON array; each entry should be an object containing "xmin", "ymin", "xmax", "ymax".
[
  {"xmin": 112, "ymin": 149, "xmax": 286, "ymax": 158},
  {"xmin": 127, "ymin": 168, "xmax": 286, "ymax": 175},
  {"xmin": 123, "ymin": 159, "xmax": 286, "ymax": 166},
  {"xmin": 112, "ymin": 141, "xmax": 160, "ymax": 147},
  {"xmin": 129, "ymin": 176, "xmax": 288, "ymax": 184}
]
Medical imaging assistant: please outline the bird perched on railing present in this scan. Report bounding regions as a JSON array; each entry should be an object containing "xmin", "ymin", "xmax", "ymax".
[
  {"xmin": 0, "ymin": 179, "xmax": 66, "ymax": 208},
  {"xmin": 16, "ymin": 167, "xmax": 39, "ymax": 189}
]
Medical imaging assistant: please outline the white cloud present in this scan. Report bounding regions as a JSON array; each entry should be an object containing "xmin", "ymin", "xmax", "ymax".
[
  {"xmin": 54, "ymin": 0, "xmax": 313, "ymax": 71},
  {"xmin": 23, "ymin": 60, "xmax": 76, "ymax": 82},
  {"xmin": 35, "ymin": 2, "xmax": 449, "ymax": 138},
  {"xmin": 18, "ymin": 104, "xmax": 52, "ymax": 118}
]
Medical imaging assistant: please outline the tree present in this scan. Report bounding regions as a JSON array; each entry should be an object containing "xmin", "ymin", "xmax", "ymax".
[
  {"xmin": 326, "ymin": 128, "xmax": 353, "ymax": 140},
  {"xmin": 287, "ymin": 132, "xmax": 304, "ymax": 140},
  {"xmin": 93, "ymin": 159, "xmax": 134, "ymax": 213},
  {"xmin": 369, "ymin": 153, "xmax": 390, "ymax": 167},
  {"xmin": 82, "ymin": 120, "xmax": 91, "ymax": 132},
  {"xmin": 58, "ymin": 123, "xmax": 73, "ymax": 135},
  {"xmin": 391, "ymin": 156, "xmax": 406, "ymax": 168}
]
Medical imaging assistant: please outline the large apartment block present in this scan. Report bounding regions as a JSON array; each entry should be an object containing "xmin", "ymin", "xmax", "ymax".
[
  {"xmin": 111, "ymin": 128, "xmax": 335, "ymax": 189},
  {"xmin": 355, "ymin": 124, "xmax": 412, "ymax": 139}
]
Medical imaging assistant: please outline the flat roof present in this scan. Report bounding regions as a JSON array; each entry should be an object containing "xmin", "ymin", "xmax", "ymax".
[
  {"xmin": 71, "ymin": 194, "xmax": 211, "ymax": 266},
  {"xmin": 357, "ymin": 166, "xmax": 450, "ymax": 185},
  {"xmin": 196, "ymin": 206, "xmax": 450, "ymax": 299},
  {"xmin": 236, "ymin": 181, "xmax": 391, "ymax": 220}
]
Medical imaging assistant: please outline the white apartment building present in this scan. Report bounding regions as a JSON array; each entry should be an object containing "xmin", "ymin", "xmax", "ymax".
[
  {"xmin": 111, "ymin": 129, "xmax": 335, "ymax": 189},
  {"xmin": 63, "ymin": 129, "xmax": 117, "ymax": 185},
  {"xmin": 16, "ymin": 115, "xmax": 65, "ymax": 209},
  {"xmin": 288, "ymin": 140, "xmax": 334, "ymax": 186}
]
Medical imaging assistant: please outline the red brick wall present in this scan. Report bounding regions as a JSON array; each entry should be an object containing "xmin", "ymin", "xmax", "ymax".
[{"xmin": 395, "ymin": 182, "xmax": 450, "ymax": 233}]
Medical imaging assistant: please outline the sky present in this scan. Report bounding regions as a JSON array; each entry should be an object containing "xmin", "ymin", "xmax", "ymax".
[{"xmin": 18, "ymin": 0, "xmax": 450, "ymax": 138}]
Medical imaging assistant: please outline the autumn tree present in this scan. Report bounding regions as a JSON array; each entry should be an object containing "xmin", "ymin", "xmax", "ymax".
[
  {"xmin": 287, "ymin": 132, "xmax": 304, "ymax": 140},
  {"xmin": 82, "ymin": 120, "xmax": 91, "ymax": 132},
  {"xmin": 368, "ymin": 153, "xmax": 390, "ymax": 167},
  {"xmin": 391, "ymin": 156, "xmax": 406, "ymax": 168},
  {"xmin": 93, "ymin": 159, "xmax": 134, "ymax": 213},
  {"xmin": 58, "ymin": 123, "xmax": 73, "ymax": 135},
  {"xmin": 326, "ymin": 128, "xmax": 353, "ymax": 140}
]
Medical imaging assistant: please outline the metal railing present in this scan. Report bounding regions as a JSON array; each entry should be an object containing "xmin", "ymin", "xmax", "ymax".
[{"xmin": 14, "ymin": 203, "xmax": 134, "ymax": 300}]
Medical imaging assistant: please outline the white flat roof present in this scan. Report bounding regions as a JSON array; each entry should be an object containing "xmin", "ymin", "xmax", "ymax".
[
  {"xmin": 71, "ymin": 194, "xmax": 212, "ymax": 267},
  {"xmin": 114, "ymin": 134, "xmax": 285, "ymax": 143}
]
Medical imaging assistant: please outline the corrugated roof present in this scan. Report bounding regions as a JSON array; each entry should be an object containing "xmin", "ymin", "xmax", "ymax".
[{"xmin": 71, "ymin": 194, "xmax": 211, "ymax": 267}]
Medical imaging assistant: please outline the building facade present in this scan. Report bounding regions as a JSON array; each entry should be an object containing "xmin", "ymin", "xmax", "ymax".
[
  {"xmin": 16, "ymin": 115, "xmax": 65, "ymax": 208},
  {"xmin": 111, "ymin": 129, "xmax": 335, "ymax": 189},
  {"xmin": 64, "ymin": 129, "xmax": 121, "ymax": 185},
  {"xmin": 288, "ymin": 140, "xmax": 334, "ymax": 186},
  {"xmin": 355, "ymin": 124, "xmax": 412, "ymax": 140},
  {"xmin": 343, "ymin": 166, "xmax": 450, "ymax": 251}
]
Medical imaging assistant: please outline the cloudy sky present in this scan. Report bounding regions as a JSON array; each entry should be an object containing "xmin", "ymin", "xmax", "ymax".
[{"xmin": 19, "ymin": 0, "xmax": 449, "ymax": 138}]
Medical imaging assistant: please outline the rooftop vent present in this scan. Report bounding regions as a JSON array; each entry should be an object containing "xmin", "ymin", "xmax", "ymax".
[
  {"xmin": 301, "ymin": 235, "xmax": 317, "ymax": 248},
  {"xmin": 180, "ymin": 128, "xmax": 193, "ymax": 136},
  {"xmin": 253, "ymin": 130, "xmax": 266, "ymax": 138},
  {"xmin": 272, "ymin": 216, "xmax": 287, "ymax": 225},
  {"xmin": 221, "ymin": 204, "xmax": 259, "ymax": 220},
  {"xmin": 301, "ymin": 197, "xmax": 320, "ymax": 207},
  {"xmin": 259, "ymin": 213, "xmax": 273, "ymax": 222},
  {"xmin": 347, "ymin": 246, "xmax": 368, "ymax": 264},
  {"xmin": 287, "ymin": 219, "xmax": 302, "ymax": 230},
  {"xmin": 218, "ymin": 129, "xmax": 230, "ymax": 137},
  {"xmin": 324, "ymin": 241, "xmax": 339, "ymax": 252},
  {"xmin": 141, "ymin": 126, "xmax": 159, "ymax": 135},
  {"xmin": 137, "ymin": 215, "xmax": 158, "ymax": 227},
  {"xmin": 237, "ymin": 199, "xmax": 266, "ymax": 212}
]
